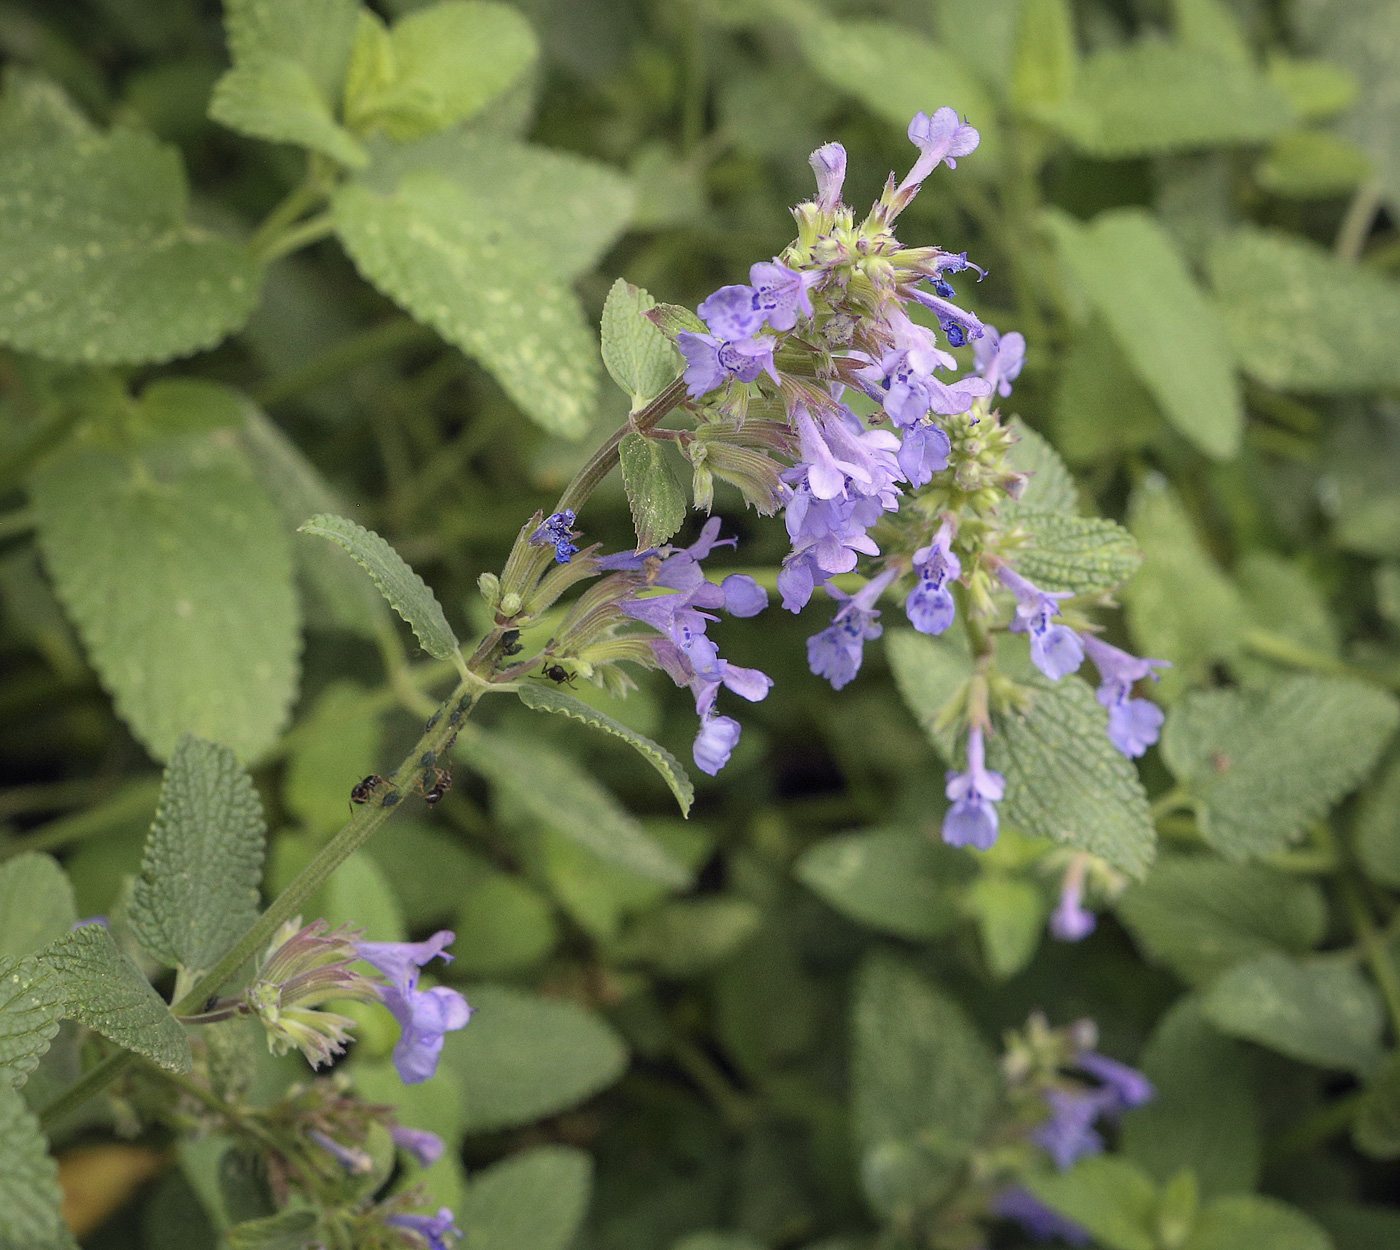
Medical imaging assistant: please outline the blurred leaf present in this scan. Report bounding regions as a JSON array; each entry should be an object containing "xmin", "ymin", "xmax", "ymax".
[
  {"xmin": 1009, "ymin": 511, "xmax": 1142, "ymax": 595},
  {"xmin": 0, "ymin": 65, "xmax": 92, "ymax": 149},
  {"xmin": 1353, "ymin": 1050, "xmax": 1400, "ymax": 1158},
  {"xmin": 1315, "ymin": 1203, "xmax": 1400, "ymax": 1250},
  {"xmin": 441, "ymin": 984, "xmax": 627, "ymax": 1133},
  {"xmin": 30, "ymin": 420, "xmax": 299, "ymax": 762},
  {"xmin": 1201, "ymin": 953, "xmax": 1384, "ymax": 1074},
  {"xmin": 966, "ymin": 874, "xmax": 1045, "ymax": 979},
  {"xmin": 1047, "ymin": 209, "xmax": 1242, "ymax": 459},
  {"xmin": 1161, "ymin": 675, "xmax": 1400, "ymax": 858},
  {"xmin": 612, "ymin": 897, "xmax": 761, "ymax": 977},
  {"xmin": 1051, "ymin": 325, "xmax": 1162, "ymax": 464},
  {"xmin": 795, "ymin": 829, "xmax": 974, "ymax": 941},
  {"xmin": 1256, "ymin": 130, "xmax": 1370, "ymax": 198},
  {"xmin": 886, "ymin": 627, "xmax": 971, "ymax": 763},
  {"xmin": 129, "ymin": 734, "xmax": 266, "ymax": 974},
  {"xmin": 1173, "ymin": 0, "xmax": 1251, "ymax": 66},
  {"xmin": 1005, "ymin": 418, "xmax": 1079, "ymax": 514},
  {"xmin": 283, "ymin": 682, "xmax": 383, "ymax": 835},
  {"xmin": 620, "ymin": 433, "xmax": 687, "ymax": 552},
  {"xmin": 1026, "ymin": 1156, "xmax": 1159, "ymax": 1250},
  {"xmin": 0, "ymin": 1082, "xmax": 75, "ymax": 1250},
  {"xmin": 452, "ymin": 873, "xmax": 557, "ymax": 976},
  {"xmin": 1236, "ymin": 551, "xmax": 1339, "ymax": 662},
  {"xmin": 1325, "ymin": 402, "xmax": 1400, "ymax": 557},
  {"xmin": 364, "ymin": 822, "xmax": 479, "ymax": 929},
  {"xmin": 1182, "ymin": 1195, "xmax": 1332, "ymax": 1250},
  {"xmin": 986, "ymin": 675, "xmax": 1156, "ymax": 878},
  {"xmin": 1209, "ymin": 227, "xmax": 1400, "ymax": 391},
  {"xmin": 456, "ymin": 1146, "xmax": 592, "ymax": 1250},
  {"xmin": 1116, "ymin": 857, "xmax": 1327, "ymax": 986},
  {"xmin": 1010, "ymin": 0, "xmax": 1077, "ymax": 115},
  {"xmin": 224, "ymin": 1210, "xmax": 318, "ymax": 1250},
  {"xmin": 673, "ymin": 1235, "xmax": 765, "ymax": 1250},
  {"xmin": 602, "ymin": 279, "xmax": 680, "ymax": 410},
  {"xmin": 300, "ymin": 513, "xmax": 458, "ymax": 660},
  {"xmin": 1121, "ymin": 996, "xmax": 1261, "ymax": 1196},
  {"xmin": 1265, "ymin": 55, "xmax": 1357, "ymax": 121},
  {"xmin": 0, "ymin": 130, "xmax": 259, "ymax": 364},
  {"xmin": 0, "ymin": 854, "xmax": 75, "ymax": 960}
]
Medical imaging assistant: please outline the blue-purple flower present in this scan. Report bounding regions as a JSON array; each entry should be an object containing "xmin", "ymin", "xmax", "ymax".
[
  {"xmin": 354, "ymin": 931, "xmax": 472, "ymax": 1085},
  {"xmin": 904, "ymin": 521, "xmax": 960, "ymax": 635},
  {"xmin": 1000, "ymin": 567, "xmax": 1084, "ymax": 681},
  {"xmin": 1082, "ymin": 635, "xmax": 1169, "ymax": 758},
  {"xmin": 677, "ymin": 331, "xmax": 778, "ymax": 398},
  {"xmin": 898, "ymin": 108, "xmax": 981, "ymax": 193},
  {"xmin": 697, "ymin": 262, "xmax": 820, "ymax": 339},
  {"xmin": 975, "ymin": 326, "xmax": 1026, "ymax": 398},
  {"xmin": 943, "ymin": 726, "xmax": 1005, "ymax": 850},
  {"xmin": 1074, "ymin": 1050, "xmax": 1155, "ymax": 1112},
  {"xmin": 391, "ymin": 1125, "xmax": 445, "ymax": 1167},
  {"xmin": 1048, "ymin": 853, "xmax": 1096, "ymax": 943},
  {"xmin": 1033, "ymin": 1087, "xmax": 1109, "ymax": 1170},
  {"xmin": 809, "ymin": 141, "xmax": 847, "ymax": 211},
  {"xmin": 529, "ymin": 510, "xmax": 579, "ymax": 564},
  {"xmin": 386, "ymin": 1207, "xmax": 461, "ymax": 1250},
  {"xmin": 310, "ymin": 1129, "xmax": 375, "ymax": 1175},
  {"xmin": 807, "ymin": 567, "xmax": 898, "ymax": 691}
]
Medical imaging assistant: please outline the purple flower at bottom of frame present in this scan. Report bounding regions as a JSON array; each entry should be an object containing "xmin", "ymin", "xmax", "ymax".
[
  {"xmin": 1049, "ymin": 857, "xmax": 1096, "ymax": 943},
  {"xmin": 809, "ymin": 142, "xmax": 847, "ymax": 210},
  {"xmin": 999, "ymin": 567, "xmax": 1084, "ymax": 681},
  {"xmin": 354, "ymin": 931, "xmax": 473, "ymax": 1085},
  {"xmin": 1082, "ymin": 635, "xmax": 1170, "ymax": 758},
  {"xmin": 1033, "ymin": 1088, "xmax": 1109, "ymax": 1171},
  {"xmin": 905, "ymin": 522, "xmax": 960, "ymax": 635},
  {"xmin": 391, "ymin": 1125, "xmax": 445, "ymax": 1167},
  {"xmin": 677, "ymin": 331, "xmax": 778, "ymax": 398},
  {"xmin": 899, "ymin": 107, "xmax": 981, "ymax": 192},
  {"xmin": 1074, "ymin": 1050, "xmax": 1155, "ymax": 1113},
  {"xmin": 386, "ymin": 1207, "xmax": 461, "ymax": 1250},
  {"xmin": 990, "ymin": 1187, "xmax": 1091, "ymax": 1246},
  {"xmin": 806, "ymin": 568, "xmax": 899, "ymax": 691},
  {"xmin": 528, "ymin": 510, "xmax": 579, "ymax": 564},
  {"xmin": 942, "ymin": 725, "xmax": 1005, "ymax": 850}
]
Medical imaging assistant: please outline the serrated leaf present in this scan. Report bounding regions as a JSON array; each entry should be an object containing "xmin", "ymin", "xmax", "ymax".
[
  {"xmin": 1161, "ymin": 675, "xmax": 1400, "ymax": 858},
  {"xmin": 458, "ymin": 727, "xmax": 690, "ymax": 886},
  {"xmin": 0, "ymin": 955, "xmax": 65, "ymax": 1088},
  {"xmin": 1201, "ymin": 952, "xmax": 1384, "ymax": 1074},
  {"xmin": 1026, "ymin": 1156, "xmax": 1159, "ymax": 1250},
  {"xmin": 30, "ymin": 423, "xmax": 299, "ymax": 763},
  {"xmin": 1005, "ymin": 418, "xmax": 1079, "ymax": 514},
  {"xmin": 1182, "ymin": 1195, "xmax": 1331, "ymax": 1250},
  {"xmin": 852, "ymin": 954, "xmax": 999, "ymax": 1219},
  {"xmin": 516, "ymin": 682, "xmax": 693, "ymax": 815},
  {"xmin": 1047, "ymin": 209, "xmax": 1243, "ymax": 459},
  {"xmin": 343, "ymin": 1, "xmax": 537, "ymax": 142},
  {"xmin": 456, "ymin": 1146, "xmax": 592, "ymax": 1250},
  {"xmin": 0, "ymin": 854, "xmax": 75, "ymax": 960},
  {"xmin": 39, "ymin": 925, "xmax": 192, "ymax": 1073},
  {"xmin": 987, "ymin": 675, "xmax": 1156, "ymax": 878},
  {"xmin": 1116, "ymin": 857, "xmax": 1328, "ymax": 985},
  {"xmin": 0, "ymin": 1082, "xmax": 76, "ymax": 1250},
  {"xmin": 0, "ymin": 130, "xmax": 259, "ymax": 365},
  {"xmin": 299, "ymin": 513, "xmax": 458, "ymax": 660},
  {"xmin": 208, "ymin": 0, "xmax": 365, "ymax": 167},
  {"xmin": 1209, "ymin": 227, "xmax": 1400, "ymax": 392},
  {"xmin": 332, "ymin": 131, "xmax": 632, "ymax": 438},
  {"xmin": 796, "ymin": 829, "xmax": 975, "ymax": 941},
  {"xmin": 620, "ymin": 433, "xmax": 687, "ymax": 552},
  {"xmin": 1010, "ymin": 510, "xmax": 1142, "ymax": 594},
  {"xmin": 886, "ymin": 627, "xmax": 972, "ymax": 764},
  {"xmin": 440, "ymin": 984, "xmax": 627, "ymax": 1133},
  {"xmin": 601, "ymin": 279, "xmax": 679, "ymax": 408},
  {"xmin": 129, "ymin": 735, "xmax": 267, "ymax": 975}
]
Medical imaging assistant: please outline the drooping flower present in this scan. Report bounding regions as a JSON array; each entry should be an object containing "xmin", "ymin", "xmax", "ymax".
[
  {"xmin": 676, "ymin": 331, "xmax": 778, "ymax": 398},
  {"xmin": 904, "ymin": 521, "xmax": 960, "ymax": 635},
  {"xmin": 354, "ymin": 932, "xmax": 473, "ymax": 1085},
  {"xmin": 1081, "ymin": 635, "xmax": 1169, "ymax": 758},
  {"xmin": 990, "ymin": 1187, "xmax": 1091, "ymax": 1246},
  {"xmin": 974, "ymin": 325, "xmax": 1026, "ymax": 398},
  {"xmin": 391, "ymin": 1126, "xmax": 445, "ymax": 1168},
  {"xmin": 809, "ymin": 141, "xmax": 847, "ymax": 211},
  {"xmin": 528, "ymin": 510, "xmax": 580, "ymax": 564},
  {"xmin": 1074, "ymin": 1050, "xmax": 1155, "ymax": 1113},
  {"xmin": 807, "ymin": 567, "xmax": 899, "ymax": 691},
  {"xmin": 1033, "ymin": 1088, "xmax": 1109, "ymax": 1171},
  {"xmin": 386, "ymin": 1207, "xmax": 461, "ymax": 1250},
  {"xmin": 310, "ymin": 1129, "xmax": 375, "ymax": 1175},
  {"xmin": 1048, "ymin": 852, "xmax": 1096, "ymax": 943},
  {"xmin": 942, "ymin": 726, "xmax": 1005, "ymax": 850},
  {"xmin": 1000, "ymin": 566, "xmax": 1084, "ymax": 680},
  {"xmin": 898, "ymin": 108, "xmax": 981, "ymax": 193}
]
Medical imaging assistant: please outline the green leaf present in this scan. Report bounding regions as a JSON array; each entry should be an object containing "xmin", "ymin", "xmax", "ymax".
[
  {"xmin": 1201, "ymin": 952, "xmax": 1384, "ymax": 1074},
  {"xmin": 1005, "ymin": 418, "xmax": 1079, "ymax": 514},
  {"xmin": 1315, "ymin": 1202, "xmax": 1400, "ymax": 1250},
  {"xmin": 39, "ymin": 925, "xmax": 192, "ymax": 1073},
  {"xmin": 440, "ymin": 984, "xmax": 627, "ymax": 1133},
  {"xmin": 1123, "ymin": 476, "xmax": 1250, "ymax": 697},
  {"xmin": 1009, "ymin": 511, "xmax": 1142, "ymax": 595},
  {"xmin": 0, "ymin": 854, "xmax": 75, "ymax": 960},
  {"xmin": 283, "ymin": 682, "xmax": 384, "ymax": 835},
  {"xmin": 1236, "ymin": 551, "xmax": 1340, "ymax": 663},
  {"xmin": 343, "ymin": 1, "xmax": 537, "ymax": 142},
  {"xmin": 332, "ymin": 131, "xmax": 632, "ymax": 439},
  {"xmin": 129, "ymin": 734, "xmax": 267, "ymax": 974},
  {"xmin": 885, "ymin": 627, "xmax": 972, "ymax": 763},
  {"xmin": 299, "ymin": 513, "xmax": 458, "ymax": 660},
  {"xmin": 1325, "ymin": 405, "xmax": 1400, "ymax": 558},
  {"xmin": 612, "ymin": 897, "xmax": 762, "ymax": 977},
  {"xmin": 966, "ymin": 875, "xmax": 1046, "ymax": 979},
  {"xmin": 208, "ymin": 0, "xmax": 366, "ymax": 167},
  {"xmin": 1255, "ymin": 130, "xmax": 1370, "ymax": 199},
  {"xmin": 456, "ymin": 1146, "xmax": 592, "ymax": 1250},
  {"xmin": 852, "ymin": 954, "xmax": 998, "ymax": 1218},
  {"xmin": 1115, "ymin": 857, "xmax": 1328, "ymax": 986},
  {"xmin": 1209, "ymin": 227, "xmax": 1400, "ymax": 392},
  {"xmin": 516, "ymin": 682, "xmax": 694, "ymax": 817},
  {"xmin": 601, "ymin": 279, "xmax": 679, "ymax": 410},
  {"xmin": 1354, "ymin": 1050, "xmax": 1400, "ymax": 1158},
  {"xmin": 30, "ymin": 421, "xmax": 300, "ymax": 763},
  {"xmin": 0, "ymin": 1082, "xmax": 76, "ymax": 1250},
  {"xmin": 0, "ymin": 65, "xmax": 92, "ymax": 150},
  {"xmin": 1010, "ymin": 0, "xmax": 1078, "ymax": 115},
  {"xmin": 1045, "ymin": 42, "xmax": 1293, "ymax": 158},
  {"xmin": 0, "ymin": 130, "xmax": 260, "ymax": 364},
  {"xmin": 620, "ymin": 433, "xmax": 687, "ymax": 552},
  {"xmin": 1182, "ymin": 1195, "xmax": 1332, "ymax": 1250},
  {"xmin": 224, "ymin": 1210, "xmax": 319, "ymax": 1250},
  {"xmin": 1161, "ymin": 675, "xmax": 1400, "ymax": 858},
  {"xmin": 458, "ymin": 727, "xmax": 692, "ymax": 887},
  {"xmin": 0, "ymin": 954, "xmax": 65, "ymax": 1088},
  {"xmin": 1027, "ymin": 1156, "xmax": 1160, "ymax": 1250},
  {"xmin": 795, "ymin": 829, "xmax": 974, "ymax": 941},
  {"xmin": 673, "ymin": 1236, "xmax": 766, "ymax": 1250},
  {"xmin": 1357, "ymin": 751, "xmax": 1400, "ymax": 889},
  {"xmin": 1051, "ymin": 324, "xmax": 1163, "ymax": 464},
  {"xmin": 451, "ymin": 873, "xmax": 558, "ymax": 976},
  {"xmin": 794, "ymin": 18, "xmax": 1000, "ymax": 171},
  {"xmin": 1121, "ymin": 996, "xmax": 1261, "ymax": 1196},
  {"xmin": 1046, "ymin": 209, "xmax": 1243, "ymax": 459},
  {"xmin": 986, "ymin": 675, "xmax": 1156, "ymax": 878}
]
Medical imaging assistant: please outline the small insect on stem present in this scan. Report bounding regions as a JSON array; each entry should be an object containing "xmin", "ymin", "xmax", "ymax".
[
  {"xmin": 540, "ymin": 663, "xmax": 576, "ymax": 687},
  {"xmin": 350, "ymin": 774, "xmax": 390, "ymax": 805},
  {"xmin": 421, "ymin": 767, "xmax": 453, "ymax": 806},
  {"xmin": 500, "ymin": 629, "xmax": 523, "ymax": 657}
]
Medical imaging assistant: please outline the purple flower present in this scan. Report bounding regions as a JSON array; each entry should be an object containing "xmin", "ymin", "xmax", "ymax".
[
  {"xmin": 677, "ymin": 331, "xmax": 777, "ymax": 398},
  {"xmin": 898, "ymin": 107, "xmax": 980, "ymax": 192},
  {"xmin": 809, "ymin": 142, "xmax": 847, "ymax": 210},
  {"xmin": 1081, "ymin": 635, "xmax": 1169, "ymax": 758},
  {"xmin": 1033, "ymin": 1088, "xmax": 1108, "ymax": 1171},
  {"xmin": 991, "ymin": 1187, "xmax": 1091, "ymax": 1246},
  {"xmin": 807, "ymin": 567, "xmax": 898, "ymax": 691},
  {"xmin": 354, "ymin": 931, "xmax": 473, "ymax": 1085},
  {"xmin": 1075, "ymin": 1051, "xmax": 1155, "ymax": 1112},
  {"xmin": 748, "ymin": 260, "xmax": 820, "ymax": 332},
  {"xmin": 1049, "ymin": 854, "xmax": 1096, "ymax": 942},
  {"xmin": 310, "ymin": 1129, "xmax": 375, "ymax": 1175},
  {"xmin": 974, "ymin": 326, "xmax": 1026, "ymax": 398},
  {"xmin": 942, "ymin": 726, "xmax": 1005, "ymax": 850},
  {"xmin": 855, "ymin": 319, "xmax": 991, "ymax": 425},
  {"xmin": 907, "ymin": 285, "xmax": 985, "ymax": 347},
  {"xmin": 896, "ymin": 421, "xmax": 951, "ymax": 488},
  {"xmin": 1000, "ymin": 567, "xmax": 1084, "ymax": 680},
  {"xmin": 693, "ymin": 710, "xmax": 741, "ymax": 775},
  {"xmin": 528, "ymin": 510, "xmax": 579, "ymax": 564},
  {"xmin": 386, "ymin": 1207, "xmax": 461, "ymax": 1250},
  {"xmin": 904, "ymin": 522, "xmax": 960, "ymax": 635},
  {"xmin": 391, "ymin": 1126, "xmax": 445, "ymax": 1167}
]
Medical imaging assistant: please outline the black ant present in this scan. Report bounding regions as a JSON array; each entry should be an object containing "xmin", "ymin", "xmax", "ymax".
[
  {"xmin": 350, "ymin": 774, "xmax": 390, "ymax": 805},
  {"xmin": 540, "ymin": 663, "xmax": 575, "ymax": 686},
  {"xmin": 421, "ymin": 767, "xmax": 452, "ymax": 806}
]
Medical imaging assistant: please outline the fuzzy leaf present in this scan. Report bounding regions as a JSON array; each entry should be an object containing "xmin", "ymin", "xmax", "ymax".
[
  {"xmin": 455, "ymin": 1146, "xmax": 591, "ymax": 1250},
  {"xmin": 299, "ymin": 513, "xmax": 458, "ymax": 660},
  {"xmin": 1005, "ymin": 418, "xmax": 1079, "ymax": 514},
  {"xmin": 1010, "ymin": 510, "xmax": 1142, "ymax": 595},
  {"xmin": 885, "ymin": 627, "xmax": 972, "ymax": 764},
  {"xmin": 620, "ymin": 433, "xmax": 687, "ymax": 552},
  {"xmin": 1354, "ymin": 1051, "xmax": 1400, "ymax": 1159},
  {"xmin": 0, "ymin": 955, "xmax": 65, "ymax": 1088},
  {"xmin": 1027, "ymin": 1156, "xmax": 1160, "ymax": 1250},
  {"xmin": 1161, "ymin": 675, "xmax": 1400, "ymax": 858},
  {"xmin": 516, "ymin": 682, "xmax": 694, "ymax": 816},
  {"xmin": 129, "ymin": 735, "xmax": 267, "ymax": 975},
  {"xmin": 0, "ymin": 854, "xmax": 75, "ymax": 961},
  {"xmin": 601, "ymin": 279, "xmax": 679, "ymax": 409},
  {"xmin": 0, "ymin": 1082, "xmax": 76, "ymax": 1250},
  {"xmin": 1182, "ymin": 1196, "xmax": 1331, "ymax": 1250}
]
